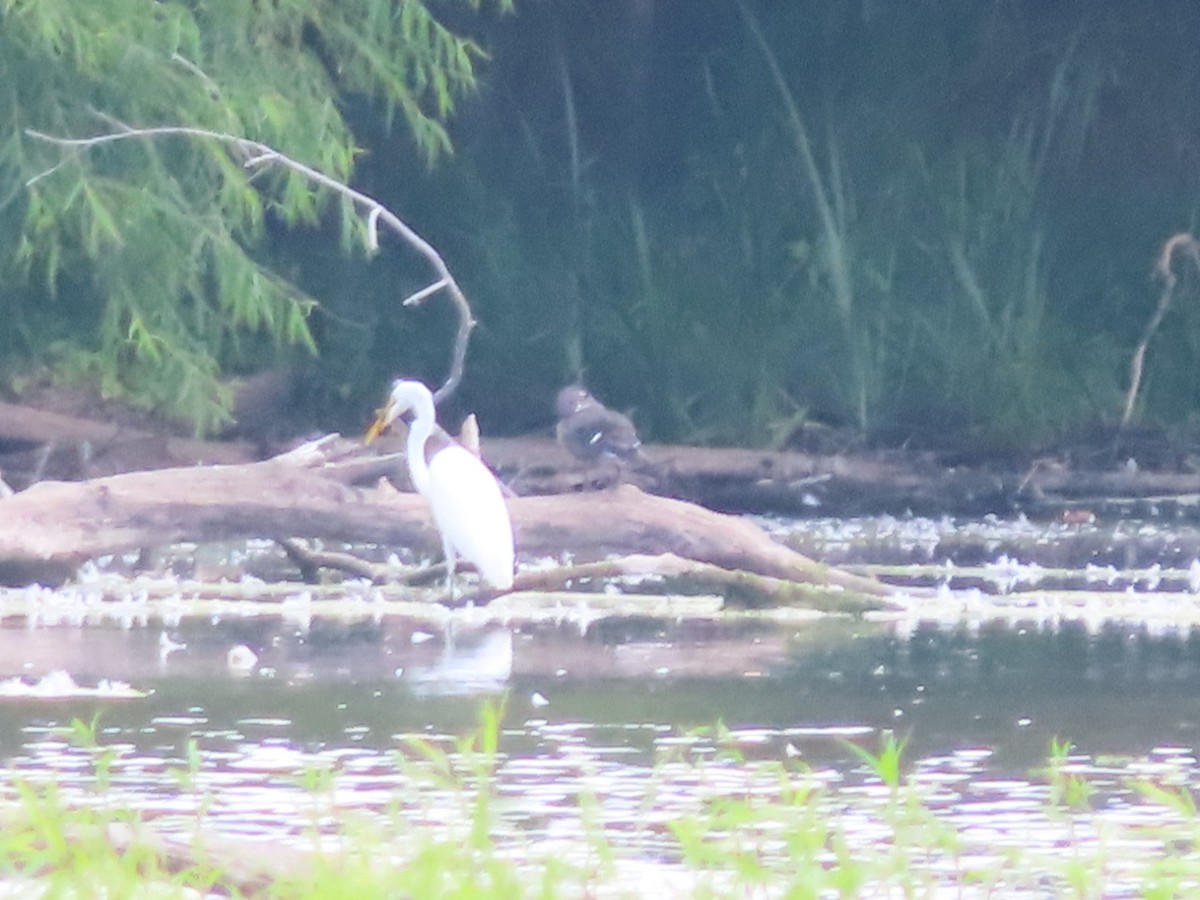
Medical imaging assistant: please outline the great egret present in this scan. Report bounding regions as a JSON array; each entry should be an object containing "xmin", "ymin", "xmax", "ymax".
[
  {"xmin": 365, "ymin": 379, "xmax": 515, "ymax": 594},
  {"xmin": 555, "ymin": 385, "xmax": 644, "ymax": 480}
]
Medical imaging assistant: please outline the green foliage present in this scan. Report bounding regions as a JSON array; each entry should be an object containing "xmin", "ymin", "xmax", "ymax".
[
  {"xmin": 3, "ymin": 1, "xmax": 1198, "ymax": 446},
  {"xmin": 1044, "ymin": 737, "xmax": 1096, "ymax": 811},
  {"xmin": 0, "ymin": 0, "xmax": 506, "ymax": 432},
  {"xmin": 845, "ymin": 730, "xmax": 908, "ymax": 791},
  {"xmin": 426, "ymin": 0, "xmax": 1200, "ymax": 447},
  {"xmin": 7, "ymin": 710, "xmax": 1200, "ymax": 896}
]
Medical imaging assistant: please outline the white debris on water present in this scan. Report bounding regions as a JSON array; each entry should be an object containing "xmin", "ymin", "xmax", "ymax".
[
  {"xmin": 982, "ymin": 555, "xmax": 1046, "ymax": 593},
  {"xmin": 4, "ymin": 518, "xmax": 1200, "ymax": 637},
  {"xmin": 1141, "ymin": 563, "xmax": 1163, "ymax": 591},
  {"xmin": 158, "ymin": 631, "xmax": 186, "ymax": 660},
  {"xmin": 1085, "ymin": 562, "xmax": 1120, "ymax": 585},
  {"xmin": 0, "ymin": 670, "xmax": 147, "ymax": 699},
  {"xmin": 226, "ymin": 644, "xmax": 259, "ymax": 672}
]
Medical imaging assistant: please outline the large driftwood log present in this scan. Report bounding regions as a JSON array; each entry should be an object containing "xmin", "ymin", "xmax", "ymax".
[
  {"xmin": 0, "ymin": 438, "xmax": 407, "ymax": 585},
  {"xmin": 0, "ymin": 437, "xmax": 886, "ymax": 603}
]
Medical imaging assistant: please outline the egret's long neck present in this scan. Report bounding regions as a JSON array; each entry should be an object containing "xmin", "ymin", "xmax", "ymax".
[{"xmin": 405, "ymin": 390, "xmax": 436, "ymax": 496}]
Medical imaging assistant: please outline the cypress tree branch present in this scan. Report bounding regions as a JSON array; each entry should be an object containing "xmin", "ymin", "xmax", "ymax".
[{"xmin": 26, "ymin": 123, "xmax": 475, "ymax": 406}]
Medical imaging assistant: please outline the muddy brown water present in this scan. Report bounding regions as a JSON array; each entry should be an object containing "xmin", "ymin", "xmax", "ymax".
[{"xmin": 4, "ymin": 513, "xmax": 1200, "ymax": 891}]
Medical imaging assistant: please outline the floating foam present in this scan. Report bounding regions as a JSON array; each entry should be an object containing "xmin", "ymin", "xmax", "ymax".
[{"xmin": 0, "ymin": 670, "xmax": 148, "ymax": 699}]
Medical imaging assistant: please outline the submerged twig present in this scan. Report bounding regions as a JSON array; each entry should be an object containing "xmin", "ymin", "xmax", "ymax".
[
  {"xmin": 25, "ymin": 123, "xmax": 475, "ymax": 404},
  {"xmin": 277, "ymin": 538, "xmax": 381, "ymax": 584},
  {"xmin": 279, "ymin": 532, "xmax": 502, "ymax": 603}
]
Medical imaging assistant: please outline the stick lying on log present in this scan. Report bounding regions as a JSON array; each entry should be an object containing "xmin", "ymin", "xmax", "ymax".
[
  {"xmin": 0, "ymin": 436, "xmax": 895, "ymax": 609},
  {"xmin": 281, "ymin": 541, "xmax": 891, "ymax": 613},
  {"xmin": 510, "ymin": 552, "xmax": 888, "ymax": 613}
]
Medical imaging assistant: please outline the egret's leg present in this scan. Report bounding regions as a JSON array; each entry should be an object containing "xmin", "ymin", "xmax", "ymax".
[{"xmin": 442, "ymin": 534, "xmax": 458, "ymax": 598}]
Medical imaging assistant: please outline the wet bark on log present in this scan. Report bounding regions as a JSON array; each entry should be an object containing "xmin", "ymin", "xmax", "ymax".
[{"xmin": 0, "ymin": 438, "xmax": 414, "ymax": 585}]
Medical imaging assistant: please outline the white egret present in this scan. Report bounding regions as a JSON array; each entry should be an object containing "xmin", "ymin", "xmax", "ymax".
[{"xmin": 365, "ymin": 379, "xmax": 515, "ymax": 594}]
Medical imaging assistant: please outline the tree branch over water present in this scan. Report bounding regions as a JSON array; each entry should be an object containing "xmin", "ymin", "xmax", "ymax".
[{"xmin": 26, "ymin": 123, "xmax": 474, "ymax": 404}]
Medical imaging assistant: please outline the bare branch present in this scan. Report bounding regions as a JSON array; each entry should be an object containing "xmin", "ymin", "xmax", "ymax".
[
  {"xmin": 510, "ymin": 552, "xmax": 889, "ymax": 614},
  {"xmin": 402, "ymin": 276, "xmax": 450, "ymax": 307},
  {"xmin": 23, "ymin": 159, "xmax": 68, "ymax": 188},
  {"xmin": 25, "ymin": 122, "xmax": 475, "ymax": 404},
  {"xmin": 366, "ymin": 206, "xmax": 382, "ymax": 252},
  {"xmin": 1122, "ymin": 233, "xmax": 1200, "ymax": 428}
]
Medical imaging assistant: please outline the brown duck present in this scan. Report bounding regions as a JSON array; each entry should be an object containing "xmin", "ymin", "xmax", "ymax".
[{"xmin": 555, "ymin": 385, "xmax": 645, "ymax": 483}]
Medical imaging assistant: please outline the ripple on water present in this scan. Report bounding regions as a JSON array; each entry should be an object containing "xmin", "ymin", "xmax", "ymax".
[
  {"xmin": 4, "ymin": 517, "xmax": 1200, "ymax": 894},
  {"xmin": 0, "ymin": 692, "xmax": 1198, "ymax": 896}
]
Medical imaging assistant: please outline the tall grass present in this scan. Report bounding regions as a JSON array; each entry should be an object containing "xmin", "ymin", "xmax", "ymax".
[
  {"xmin": 404, "ymin": 1, "xmax": 1200, "ymax": 449},
  {"xmin": 735, "ymin": 0, "xmax": 878, "ymax": 433}
]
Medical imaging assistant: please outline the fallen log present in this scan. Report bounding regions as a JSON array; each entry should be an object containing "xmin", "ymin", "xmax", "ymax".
[
  {"xmin": 0, "ymin": 436, "xmax": 893, "ymax": 608},
  {"xmin": 0, "ymin": 437, "xmax": 415, "ymax": 585},
  {"xmin": 5, "ymin": 397, "xmax": 1200, "ymax": 520},
  {"xmin": 510, "ymin": 489, "xmax": 892, "ymax": 598},
  {"xmin": 0, "ymin": 400, "xmax": 257, "ymax": 483},
  {"xmin": 488, "ymin": 437, "xmax": 1200, "ymax": 518}
]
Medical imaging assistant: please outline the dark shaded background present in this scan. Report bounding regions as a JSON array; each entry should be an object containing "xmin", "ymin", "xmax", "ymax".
[{"xmin": 42, "ymin": 1, "xmax": 1200, "ymax": 450}]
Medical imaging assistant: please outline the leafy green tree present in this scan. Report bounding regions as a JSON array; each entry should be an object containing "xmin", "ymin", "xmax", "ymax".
[{"xmin": 0, "ymin": 0, "xmax": 506, "ymax": 432}]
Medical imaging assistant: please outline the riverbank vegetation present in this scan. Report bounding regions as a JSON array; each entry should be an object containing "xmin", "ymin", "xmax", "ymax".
[
  {"xmin": 434, "ymin": 1, "xmax": 1200, "ymax": 449},
  {"xmin": 2, "ymin": 2, "xmax": 1199, "ymax": 454}
]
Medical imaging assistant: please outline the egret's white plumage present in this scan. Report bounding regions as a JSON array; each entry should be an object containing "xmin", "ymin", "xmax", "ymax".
[{"xmin": 366, "ymin": 380, "xmax": 515, "ymax": 593}]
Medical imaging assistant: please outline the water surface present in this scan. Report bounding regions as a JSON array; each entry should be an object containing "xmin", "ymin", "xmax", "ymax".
[{"xmin": 4, "ymin": 515, "xmax": 1200, "ymax": 894}]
